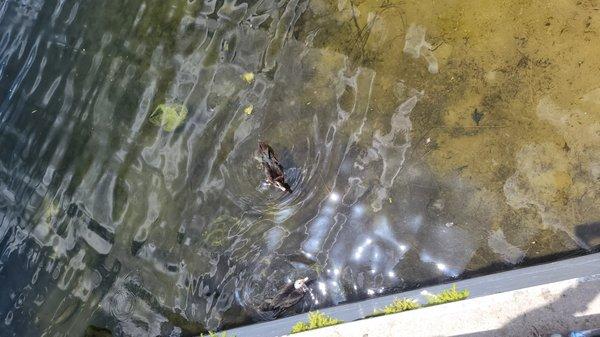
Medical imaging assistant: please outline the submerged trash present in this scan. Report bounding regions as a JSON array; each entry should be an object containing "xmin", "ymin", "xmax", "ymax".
[
  {"xmin": 244, "ymin": 104, "xmax": 254, "ymax": 115},
  {"xmin": 403, "ymin": 24, "xmax": 439, "ymax": 74},
  {"xmin": 149, "ymin": 103, "xmax": 188, "ymax": 131},
  {"xmin": 260, "ymin": 277, "xmax": 311, "ymax": 314},
  {"xmin": 256, "ymin": 141, "xmax": 292, "ymax": 193}
]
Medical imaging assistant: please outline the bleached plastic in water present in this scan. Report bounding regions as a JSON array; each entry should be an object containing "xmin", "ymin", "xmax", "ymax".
[{"xmin": 403, "ymin": 24, "xmax": 439, "ymax": 74}]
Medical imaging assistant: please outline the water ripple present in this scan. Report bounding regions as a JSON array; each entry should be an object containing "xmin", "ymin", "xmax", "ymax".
[{"xmin": 0, "ymin": 0, "xmax": 494, "ymax": 335}]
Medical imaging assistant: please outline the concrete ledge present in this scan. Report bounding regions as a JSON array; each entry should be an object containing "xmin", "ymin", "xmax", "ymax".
[
  {"xmin": 226, "ymin": 253, "xmax": 600, "ymax": 337},
  {"xmin": 286, "ymin": 276, "xmax": 600, "ymax": 337}
]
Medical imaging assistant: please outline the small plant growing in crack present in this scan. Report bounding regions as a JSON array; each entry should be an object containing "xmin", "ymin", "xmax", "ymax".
[
  {"xmin": 426, "ymin": 284, "xmax": 470, "ymax": 306},
  {"xmin": 290, "ymin": 311, "xmax": 343, "ymax": 334},
  {"xmin": 368, "ymin": 298, "xmax": 420, "ymax": 317}
]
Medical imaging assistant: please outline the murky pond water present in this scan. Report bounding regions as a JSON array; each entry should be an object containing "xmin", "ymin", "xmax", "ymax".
[{"xmin": 0, "ymin": 0, "xmax": 598, "ymax": 335}]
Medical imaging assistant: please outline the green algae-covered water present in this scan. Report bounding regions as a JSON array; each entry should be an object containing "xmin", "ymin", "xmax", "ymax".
[{"xmin": 0, "ymin": 0, "xmax": 598, "ymax": 335}]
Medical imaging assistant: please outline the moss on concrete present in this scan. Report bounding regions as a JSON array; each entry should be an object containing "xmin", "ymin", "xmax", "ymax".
[{"xmin": 290, "ymin": 311, "xmax": 343, "ymax": 334}]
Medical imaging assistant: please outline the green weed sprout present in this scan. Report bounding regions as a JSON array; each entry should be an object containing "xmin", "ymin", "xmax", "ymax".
[
  {"xmin": 290, "ymin": 311, "xmax": 343, "ymax": 334},
  {"xmin": 149, "ymin": 103, "xmax": 188, "ymax": 131},
  {"xmin": 370, "ymin": 298, "xmax": 420, "ymax": 317},
  {"xmin": 426, "ymin": 284, "xmax": 469, "ymax": 305}
]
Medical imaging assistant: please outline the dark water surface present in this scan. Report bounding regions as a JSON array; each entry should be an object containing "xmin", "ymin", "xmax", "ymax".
[{"xmin": 0, "ymin": 0, "xmax": 598, "ymax": 336}]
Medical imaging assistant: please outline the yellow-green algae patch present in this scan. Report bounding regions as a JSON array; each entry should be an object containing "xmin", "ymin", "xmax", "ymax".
[{"xmin": 149, "ymin": 103, "xmax": 188, "ymax": 131}]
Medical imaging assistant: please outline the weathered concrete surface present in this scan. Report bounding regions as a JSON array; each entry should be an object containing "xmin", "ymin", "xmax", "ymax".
[{"xmin": 286, "ymin": 276, "xmax": 600, "ymax": 337}]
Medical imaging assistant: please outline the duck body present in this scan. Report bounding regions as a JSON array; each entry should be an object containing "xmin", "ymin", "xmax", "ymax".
[
  {"xmin": 256, "ymin": 141, "xmax": 292, "ymax": 193},
  {"xmin": 260, "ymin": 277, "xmax": 311, "ymax": 315}
]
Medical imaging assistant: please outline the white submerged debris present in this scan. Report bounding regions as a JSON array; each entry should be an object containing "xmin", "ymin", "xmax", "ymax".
[
  {"xmin": 403, "ymin": 24, "xmax": 439, "ymax": 74},
  {"xmin": 488, "ymin": 229, "xmax": 525, "ymax": 264}
]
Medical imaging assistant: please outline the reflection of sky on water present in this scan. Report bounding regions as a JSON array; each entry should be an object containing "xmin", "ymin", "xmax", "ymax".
[
  {"xmin": 418, "ymin": 225, "xmax": 477, "ymax": 278},
  {"xmin": 296, "ymin": 178, "xmax": 480, "ymax": 305}
]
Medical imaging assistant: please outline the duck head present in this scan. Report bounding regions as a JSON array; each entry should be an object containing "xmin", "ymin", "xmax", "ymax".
[{"xmin": 293, "ymin": 277, "xmax": 310, "ymax": 292}]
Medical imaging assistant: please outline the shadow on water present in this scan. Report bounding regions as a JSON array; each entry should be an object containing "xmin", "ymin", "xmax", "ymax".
[{"xmin": 576, "ymin": 222, "xmax": 600, "ymax": 251}]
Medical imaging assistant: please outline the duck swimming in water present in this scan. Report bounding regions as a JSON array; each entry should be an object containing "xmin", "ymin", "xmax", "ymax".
[
  {"xmin": 260, "ymin": 277, "xmax": 311, "ymax": 315},
  {"xmin": 256, "ymin": 141, "xmax": 292, "ymax": 193}
]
